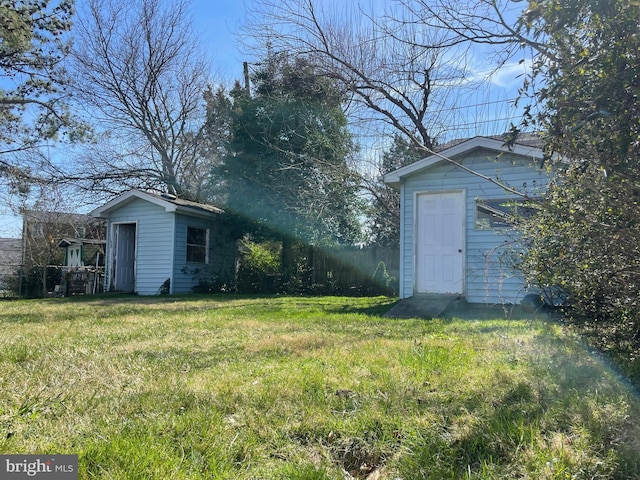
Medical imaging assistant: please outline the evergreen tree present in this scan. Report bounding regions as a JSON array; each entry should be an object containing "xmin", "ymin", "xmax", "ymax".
[
  {"xmin": 208, "ymin": 52, "xmax": 361, "ymax": 246},
  {"xmin": 1, "ymin": 0, "xmax": 84, "ymax": 191},
  {"xmin": 1, "ymin": 0, "xmax": 76, "ymax": 151}
]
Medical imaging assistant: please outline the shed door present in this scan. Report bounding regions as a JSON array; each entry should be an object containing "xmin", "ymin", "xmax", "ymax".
[
  {"xmin": 415, "ymin": 191, "xmax": 464, "ymax": 294},
  {"xmin": 114, "ymin": 223, "xmax": 136, "ymax": 292}
]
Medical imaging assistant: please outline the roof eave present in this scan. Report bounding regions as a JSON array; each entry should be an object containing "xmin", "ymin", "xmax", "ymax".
[
  {"xmin": 382, "ymin": 136, "xmax": 545, "ymax": 187},
  {"xmin": 173, "ymin": 204, "xmax": 222, "ymax": 219},
  {"xmin": 90, "ymin": 190, "xmax": 151, "ymax": 218},
  {"xmin": 90, "ymin": 189, "xmax": 224, "ymax": 219}
]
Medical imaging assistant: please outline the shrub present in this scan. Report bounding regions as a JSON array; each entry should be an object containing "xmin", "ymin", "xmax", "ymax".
[{"xmin": 236, "ymin": 240, "xmax": 281, "ymax": 293}]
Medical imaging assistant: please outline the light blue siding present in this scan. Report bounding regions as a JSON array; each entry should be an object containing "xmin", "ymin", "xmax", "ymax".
[
  {"xmin": 96, "ymin": 190, "xmax": 237, "ymax": 296},
  {"xmin": 400, "ymin": 148, "xmax": 549, "ymax": 304},
  {"xmin": 173, "ymin": 214, "xmax": 237, "ymax": 293},
  {"xmin": 106, "ymin": 198, "xmax": 174, "ymax": 295},
  {"xmin": 172, "ymin": 214, "xmax": 213, "ymax": 293}
]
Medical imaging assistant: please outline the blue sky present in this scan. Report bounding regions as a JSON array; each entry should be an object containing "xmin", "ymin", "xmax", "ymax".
[
  {"xmin": 0, "ymin": 0, "xmax": 250, "ymax": 238},
  {"xmin": 0, "ymin": 0, "xmax": 527, "ymax": 238},
  {"xmin": 191, "ymin": 0, "xmax": 527, "ymax": 105},
  {"xmin": 191, "ymin": 0, "xmax": 247, "ymax": 79}
]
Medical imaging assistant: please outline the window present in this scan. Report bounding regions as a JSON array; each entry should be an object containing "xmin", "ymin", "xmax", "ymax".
[
  {"xmin": 475, "ymin": 198, "xmax": 537, "ymax": 229},
  {"xmin": 31, "ymin": 224, "xmax": 44, "ymax": 238},
  {"xmin": 186, "ymin": 226, "xmax": 208, "ymax": 263}
]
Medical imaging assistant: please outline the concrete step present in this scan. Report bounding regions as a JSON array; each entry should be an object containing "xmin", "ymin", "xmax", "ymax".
[{"xmin": 383, "ymin": 294, "xmax": 460, "ymax": 319}]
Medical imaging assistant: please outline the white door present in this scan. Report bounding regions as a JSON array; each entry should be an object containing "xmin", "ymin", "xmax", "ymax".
[
  {"xmin": 114, "ymin": 223, "xmax": 136, "ymax": 292},
  {"xmin": 415, "ymin": 191, "xmax": 464, "ymax": 294}
]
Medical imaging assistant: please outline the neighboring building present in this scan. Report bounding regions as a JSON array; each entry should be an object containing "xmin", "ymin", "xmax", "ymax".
[
  {"xmin": 0, "ymin": 238, "xmax": 22, "ymax": 293},
  {"xmin": 56, "ymin": 237, "xmax": 106, "ymax": 295},
  {"xmin": 383, "ymin": 135, "xmax": 551, "ymax": 305},
  {"xmin": 22, "ymin": 210, "xmax": 106, "ymax": 269},
  {"xmin": 91, "ymin": 189, "xmax": 236, "ymax": 295},
  {"xmin": 20, "ymin": 210, "xmax": 106, "ymax": 296}
]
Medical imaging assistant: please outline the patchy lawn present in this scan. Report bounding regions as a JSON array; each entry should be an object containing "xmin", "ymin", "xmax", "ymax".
[{"xmin": 1, "ymin": 294, "xmax": 639, "ymax": 479}]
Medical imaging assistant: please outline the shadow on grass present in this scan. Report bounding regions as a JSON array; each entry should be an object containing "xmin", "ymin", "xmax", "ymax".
[
  {"xmin": 0, "ymin": 293, "xmax": 401, "ymax": 330},
  {"xmin": 80, "ymin": 292, "xmax": 400, "ymax": 319},
  {"xmin": 0, "ymin": 293, "xmax": 561, "ymax": 326},
  {"xmin": 321, "ymin": 298, "xmax": 399, "ymax": 317},
  {"xmin": 443, "ymin": 301, "xmax": 561, "ymax": 321}
]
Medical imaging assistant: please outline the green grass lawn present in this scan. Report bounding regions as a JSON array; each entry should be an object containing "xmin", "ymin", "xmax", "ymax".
[{"xmin": 1, "ymin": 294, "xmax": 639, "ymax": 479}]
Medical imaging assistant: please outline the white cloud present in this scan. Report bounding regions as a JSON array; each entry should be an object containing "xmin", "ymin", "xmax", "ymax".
[{"xmin": 487, "ymin": 59, "xmax": 533, "ymax": 88}]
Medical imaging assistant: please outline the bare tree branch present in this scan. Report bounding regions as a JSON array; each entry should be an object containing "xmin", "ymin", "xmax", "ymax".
[
  {"xmin": 69, "ymin": 0, "xmax": 215, "ymax": 200},
  {"xmin": 240, "ymin": 0, "xmax": 534, "ymax": 235}
]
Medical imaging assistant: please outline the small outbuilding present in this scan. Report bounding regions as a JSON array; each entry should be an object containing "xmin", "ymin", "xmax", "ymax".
[
  {"xmin": 383, "ymin": 135, "xmax": 550, "ymax": 306},
  {"xmin": 91, "ymin": 189, "xmax": 236, "ymax": 295},
  {"xmin": 56, "ymin": 237, "xmax": 106, "ymax": 295}
]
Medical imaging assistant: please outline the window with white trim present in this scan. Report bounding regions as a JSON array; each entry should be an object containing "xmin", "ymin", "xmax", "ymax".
[{"xmin": 186, "ymin": 226, "xmax": 209, "ymax": 263}]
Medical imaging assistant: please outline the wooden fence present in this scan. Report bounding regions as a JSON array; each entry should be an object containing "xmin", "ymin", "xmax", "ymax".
[{"xmin": 302, "ymin": 245, "xmax": 399, "ymax": 294}]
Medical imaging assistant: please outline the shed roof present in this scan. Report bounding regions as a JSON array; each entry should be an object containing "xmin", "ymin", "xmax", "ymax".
[
  {"xmin": 383, "ymin": 135, "xmax": 545, "ymax": 189},
  {"xmin": 91, "ymin": 189, "xmax": 224, "ymax": 219},
  {"xmin": 56, "ymin": 237, "xmax": 106, "ymax": 248}
]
